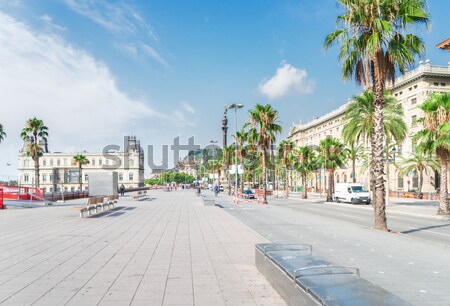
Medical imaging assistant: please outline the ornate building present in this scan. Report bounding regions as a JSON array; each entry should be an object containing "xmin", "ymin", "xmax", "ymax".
[{"xmin": 288, "ymin": 61, "xmax": 450, "ymax": 196}]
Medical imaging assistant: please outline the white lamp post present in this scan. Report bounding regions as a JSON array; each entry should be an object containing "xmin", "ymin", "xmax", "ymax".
[{"xmin": 210, "ymin": 140, "xmax": 218, "ymax": 186}]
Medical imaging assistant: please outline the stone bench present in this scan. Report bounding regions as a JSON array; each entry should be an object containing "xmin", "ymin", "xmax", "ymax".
[
  {"xmin": 202, "ymin": 195, "xmax": 215, "ymax": 206},
  {"xmin": 80, "ymin": 195, "xmax": 116, "ymax": 217},
  {"xmin": 132, "ymin": 190, "xmax": 147, "ymax": 201},
  {"xmin": 255, "ymin": 243, "xmax": 410, "ymax": 306}
]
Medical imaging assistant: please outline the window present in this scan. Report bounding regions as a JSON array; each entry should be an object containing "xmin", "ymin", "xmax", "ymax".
[
  {"xmin": 50, "ymin": 159, "xmax": 53, "ymax": 166},
  {"xmin": 129, "ymin": 173, "xmax": 134, "ymax": 181},
  {"xmin": 99, "ymin": 159, "xmax": 102, "ymax": 166},
  {"xmin": 57, "ymin": 159, "xmax": 60, "ymax": 166},
  {"xmin": 414, "ymin": 85, "xmax": 417, "ymax": 89},
  {"xmin": 441, "ymin": 83, "xmax": 446, "ymax": 87},
  {"xmin": 64, "ymin": 158, "xmax": 67, "ymax": 166},
  {"xmin": 434, "ymin": 82, "xmax": 439, "ymax": 86},
  {"xmin": 24, "ymin": 174, "xmax": 29, "ymax": 182},
  {"xmin": 119, "ymin": 173, "xmax": 123, "ymax": 181},
  {"xmin": 92, "ymin": 159, "xmax": 96, "ymax": 166},
  {"xmin": 49, "ymin": 174, "xmax": 53, "ymax": 182},
  {"xmin": 49, "ymin": 187, "xmax": 53, "ymax": 192},
  {"xmin": 411, "ymin": 97, "xmax": 417, "ymax": 105},
  {"xmin": 398, "ymin": 173, "xmax": 404, "ymax": 189},
  {"xmin": 399, "ymin": 91, "xmax": 402, "ymax": 95},
  {"xmin": 43, "ymin": 159, "xmax": 47, "ymax": 166},
  {"xmin": 409, "ymin": 87, "xmax": 412, "ymax": 91},
  {"xmin": 412, "ymin": 173, "xmax": 419, "ymax": 189},
  {"xmin": 85, "ymin": 174, "xmax": 88, "ymax": 182},
  {"xmin": 411, "ymin": 115, "xmax": 417, "ymax": 126},
  {"xmin": 42, "ymin": 174, "xmax": 47, "ymax": 182}
]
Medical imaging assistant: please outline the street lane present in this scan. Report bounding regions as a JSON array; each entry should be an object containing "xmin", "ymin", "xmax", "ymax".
[{"xmin": 215, "ymin": 194, "xmax": 450, "ymax": 306}]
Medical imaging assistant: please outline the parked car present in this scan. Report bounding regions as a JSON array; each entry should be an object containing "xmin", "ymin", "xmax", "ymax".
[
  {"xmin": 243, "ymin": 189, "xmax": 256, "ymax": 199},
  {"xmin": 333, "ymin": 183, "xmax": 371, "ymax": 204}
]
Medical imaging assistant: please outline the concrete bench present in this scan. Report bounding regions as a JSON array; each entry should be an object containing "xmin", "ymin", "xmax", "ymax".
[
  {"xmin": 132, "ymin": 190, "xmax": 147, "ymax": 201},
  {"xmin": 256, "ymin": 243, "xmax": 410, "ymax": 306},
  {"xmin": 201, "ymin": 195, "xmax": 215, "ymax": 206},
  {"xmin": 80, "ymin": 195, "xmax": 116, "ymax": 217}
]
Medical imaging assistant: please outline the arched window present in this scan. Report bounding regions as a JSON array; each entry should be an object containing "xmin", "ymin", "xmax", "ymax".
[
  {"xmin": 343, "ymin": 174, "xmax": 347, "ymax": 182},
  {"xmin": 336, "ymin": 174, "xmax": 340, "ymax": 183}
]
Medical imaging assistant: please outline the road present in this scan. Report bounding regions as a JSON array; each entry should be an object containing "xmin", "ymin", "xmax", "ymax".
[{"xmin": 215, "ymin": 194, "xmax": 450, "ymax": 306}]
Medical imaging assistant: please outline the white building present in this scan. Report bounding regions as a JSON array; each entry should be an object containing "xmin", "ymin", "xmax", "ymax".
[
  {"xmin": 18, "ymin": 136, "xmax": 145, "ymax": 192},
  {"xmin": 288, "ymin": 61, "xmax": 450, "ymax": 196}
]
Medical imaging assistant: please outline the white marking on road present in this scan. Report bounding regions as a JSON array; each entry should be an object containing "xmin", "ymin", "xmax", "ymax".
[
  {"xmin": 371, "ymin": 249, "xmax": 375, "ymax": 252},
  {"xmin": 350, "ymin": 258, "xmax": 355, "ymax": 261},
  {"xmin": 419, "ymin": 290, "xmax": 427, "ymax": 293},
  {"xmin": 378, "ymin": 271, "xmax": 384, "ymax": 274},
  {"xmin": 329, "ymin": 249, "xmax": 333, "ymax": 251},
  {"xmin": 408, "ymin": 262, "xmax": 414, "ymax": 265},
  {"xmin": 433, "ymin": 271, "xmax": 439, "ymax": 274},
  {"xmin": 387, "ymin": 255, "xmax": 392, "ymax": 258},
  {"xmin": 407, "ymin": 226, "xmax": 450, "ymax": 238},
  {"xmin": 339, "ymin": 213, "xmax": 366, "ymax": 220},
  {"xmin": 356, "ymin": 244, "xmax": 360, "ymax": 246}
]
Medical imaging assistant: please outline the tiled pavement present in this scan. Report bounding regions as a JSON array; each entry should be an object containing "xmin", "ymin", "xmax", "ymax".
[{"xmin": 0, "ymin": 190, "xmax": 286, "ymax": 306}]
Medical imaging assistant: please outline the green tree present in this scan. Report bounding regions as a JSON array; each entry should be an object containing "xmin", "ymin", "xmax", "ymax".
[
  {"xmin": 325, "ymin": 0, "xmax": 429, "ymax": 231},
  {"xmin": 317, "ymin": 138, "xmax": 346, "ymax": 202},
  {"xmin": 277, "ymin": 139, "xmax": 296, "ymax": 197},
  {"xmin": 234, "ymin": 129, "xmax": 248, "ymax": 193},
  {"xmin": 343, "ymin": 90, "xmax": 407, "ymax": 199},
  {"xmin": 221, "ymin": 144, "xmax": 234, "ymax": 195},
  {"xmin": 345, "ymin": 142, "xmax": 364, "ymax": 183},
  {"xmin": 295, "ymin": 146, "xmax": 316, "ymax": 199},
  {"xmin": 20, "ymin": 117, "xmax": 49, "ymax": 188},
  {"xmin": 415, "ymin": 92, "xmax": 450, "ymax": 214},
  {"xmin": 72, "ymin": 154, "xmax": 89, "ymax": 191},
  {"xmin": 400, "ymin": 150, "xmax": 439, "ymax": 200},
  {"xmin": 0, "ymin": 123, "xmax": 6, "ymax": 143},
  {"xmin": 248, "ymin": 104, "xmax": 282, "ymax": 204}
]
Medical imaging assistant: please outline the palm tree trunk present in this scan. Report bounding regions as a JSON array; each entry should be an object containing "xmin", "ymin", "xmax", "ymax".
[
  {"xmin": 437, "ymin": 152, "xmax": 449, "ymax": 214},
  {"xmin": 352, "ymin": 159, "xmax": 356, "ymax": 183},
  {"xmin": 418, "ymin": 170, "xmax": 423, "ymax": 200},
  {"xmin": 327, "ymin": 169, "xmax": 333, "ymax": 202},
  {"xmin": 262, "ymin": 150, "xmax": 268, "ymax": 204},
  {"xmin": 302, "ymin": 172, "xmax": 307, "ymax": 199},
  {"xmin": 34, "ymin": 157, "xmax": 40, "ymax": 188},
  {"xmin": 372, "ymin": 59, "xmax": 388, "ymax": 231},
  {"xmin": 285, "ymin": 168, "xmax": 289, "ymax": 197},
  {"xmin": 79, "ymin": 165, "xmax": 83, "ymax": 191},
  {"xmin": 240, "ymin": 158, "xmax": 244, "ymax": 193}
]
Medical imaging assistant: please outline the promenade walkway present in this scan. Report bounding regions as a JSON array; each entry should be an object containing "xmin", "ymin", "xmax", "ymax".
[{"xmin": 0, "ymin": 190, "xmax": 286, "ymax": 306}]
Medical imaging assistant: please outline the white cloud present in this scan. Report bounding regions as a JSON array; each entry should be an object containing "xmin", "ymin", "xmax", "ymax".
[
  {"xmin": 258, "ymin": 62, "xmax": 314, "ymax": 99},
  {"xmin": 181, "ymin": 101, "xmax": 195, "ymax": 114},
  {"xmin": 0, "ymin": 12, "xmax": 178, "ymax": 176},
  {"xmin": 62, "ymin": 0, "xmax": 158, "ymax": 40},
  {"xmin": 139, "ymin": 42, "xmax": 169, "ymax": 68},
  {"xmin": 40, "ymin": 14, "xmax": 66, "ymax": 31}
]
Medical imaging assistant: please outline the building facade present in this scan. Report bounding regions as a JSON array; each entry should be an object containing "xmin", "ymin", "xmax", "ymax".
[
  {"xmin": 18, "ymin": 136, "xmax": 145, "ymax": 192},
  {"xmin": 288, "ymin": 61, "xmax": 450, "ymax": 196}
]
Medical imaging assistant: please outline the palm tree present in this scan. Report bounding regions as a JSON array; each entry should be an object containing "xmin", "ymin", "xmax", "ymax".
[
  {"xmin": 234, "ymin": 129, "xmax": 248, "ymax": 193},
  {"xmin": 317, "ymin": 138, "xmax": 346, "ymax": 202},
  {"xmin": 221, "ymin": 144, "xmax": 234, "ymax": 195},
  {"xmin": 248, "ymin": 104, "xmax": 282, "ymax": 204},
  {"xmin": 400, "ymin": 150, "xmax": 439, "ymax": 200},
  {"xmin": 296, "ymin": 146, "xmax": 316, "ymax": 199},
  {"xmin": 342, "ymin": 90, "xmax": 407, "ymax": 229},
  {"xmin": 277, "ymin": 140, "xmax": 296, "ymax": 197},
  {"xmin": 72, "ymin": 154, "xmax": 89, "ymax": 191},
  {"xmin": 325, "ymin": 0, "xmax": 429, "ymax": 231},
  {"xmin": 415, "ymin": 92, "xmax": 450, "ymax": 214},
  {"xmin": 345, "ymin": 142, "xmax": 364, "ymax": 183},
  {"xmin": 0, "ymin": 124, "xmax": 6, "ymax": 143},
  {"xmin": 20, "ymin": 117, "xmax": 49, "ymax": 188}
]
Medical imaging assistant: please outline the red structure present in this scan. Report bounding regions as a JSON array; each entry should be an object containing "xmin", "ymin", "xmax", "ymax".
[
  {"xmin": 0, "ymin": 185, "xmax": 44, "ymax": 201},
  {"xmin": 0, "ymin": 189, "xmax": 3, "ymax": 209}
]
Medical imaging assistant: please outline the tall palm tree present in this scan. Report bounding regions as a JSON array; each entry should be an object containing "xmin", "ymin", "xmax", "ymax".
[
  {"xmin": 0, "ymin": 124, "xmax": 6, "ymax": 143},
  {"xmin": 345, "ymin": 142, "xmax": 364, "ymax": 183},
  {"xmin": 277, "ymin": 140, "xmax": 296, "ymax": 197},
  {"xmin": 20, "ymin": 117, "xmax": 49, "ymax": 188},
  {"xmin": 415, "ymin": 92, "xmax": 450, "ymax": 214},
  {"xmin": 221, "ymin": 144, "xmax": 234, "ymax": 195},
  {"xmin": 317, "ymin": 138, "xmax": 346, "ymax": 202},
  {"xmin": 296, "ymin": 146, "xmax": 316, "ymax": 199},
  {"xmin": 248, "ymin": 104, "xmax": 282, "ymax": 204},
  {"xmin": 234, "ymin": 129, "xmax": 248, "ymax": 193},
  {"xmin": 400, "ymin": 150, "xmax": 439, "ymax": 200},
  {"xmin": 325, "ymin": 0, "xmax": 429, "ymax": 231},
  {"xmin": 72, "ymin": 154, "xmax": 89, "ymax": 191}
]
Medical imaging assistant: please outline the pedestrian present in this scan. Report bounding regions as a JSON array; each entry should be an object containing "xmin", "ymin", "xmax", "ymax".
[
  {"xmin": 120, "ymin": 184, "xmax": 125, "ymax": 196},
  {"xmin": 214, "ymin": 184, "xmax": 219, "ymax": 197}
]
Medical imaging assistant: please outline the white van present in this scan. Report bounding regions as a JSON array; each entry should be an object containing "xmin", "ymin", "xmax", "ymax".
[{"xmin": 334, "ymin": 183, "xmax": 371, "ymax": 204}]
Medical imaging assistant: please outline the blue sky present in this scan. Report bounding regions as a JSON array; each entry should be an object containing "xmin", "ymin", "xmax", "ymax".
[{"xmin": 0, "ymin": 0, "xmax": 449, "ymax": 178}]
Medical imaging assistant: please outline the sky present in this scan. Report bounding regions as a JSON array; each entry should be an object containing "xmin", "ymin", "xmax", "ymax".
[{"xmin": 0, "ymin": 0, "xmax": 449, "ymax": 179}]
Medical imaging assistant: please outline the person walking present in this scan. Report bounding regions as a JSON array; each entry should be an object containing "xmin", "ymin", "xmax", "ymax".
[
  {"xmin": 214, "ymin": 184, "xmax": 219, "ymax": 197},
  {"xmin": 120, "ymin": 184, "xmax": 125, "ymax": 196}
]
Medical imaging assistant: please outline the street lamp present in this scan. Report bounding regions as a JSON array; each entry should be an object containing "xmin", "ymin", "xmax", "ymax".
[
  {"xmin": 228, "ymin": 103, "xmax": 244, "ymax": 202},
  {"xmin": 210, "ymin": 140, "xmax": 218, "ymax": 187}
]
